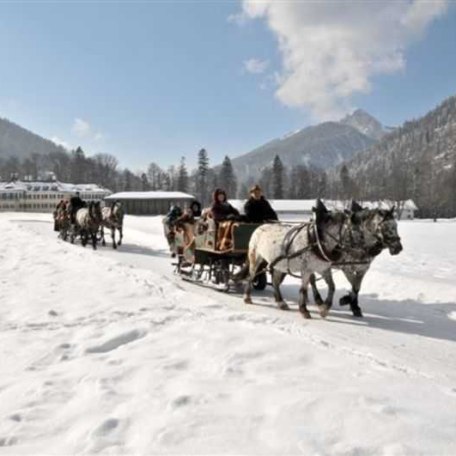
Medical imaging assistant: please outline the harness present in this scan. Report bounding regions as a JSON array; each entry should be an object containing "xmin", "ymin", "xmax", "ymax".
[{"xmin": 264, "ymin": 218, "xmax": 368, "ymax": 280}]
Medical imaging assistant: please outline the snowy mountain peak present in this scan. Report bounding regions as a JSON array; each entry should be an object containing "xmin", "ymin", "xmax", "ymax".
[{"xmin": 340, "ymin": 109, "xmax": 387, "ymax": 140}]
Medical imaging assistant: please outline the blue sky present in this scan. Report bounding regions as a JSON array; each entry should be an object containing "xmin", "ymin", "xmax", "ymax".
[{"xmin": 0, "ymin": 1, "xmax": 455, "ymax": 170}]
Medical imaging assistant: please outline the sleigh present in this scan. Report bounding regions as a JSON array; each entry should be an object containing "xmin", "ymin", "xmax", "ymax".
[{"xmin": 173, "ymin": 218, "xmax": 268, "ymax": 292}]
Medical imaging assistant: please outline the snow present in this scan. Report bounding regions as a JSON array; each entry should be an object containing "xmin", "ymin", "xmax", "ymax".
[
  {"xmin": 229, "ymin": 199, "xmax": 418, "ymax": 213},
  {"xmin": 106, "ymin": 191, "xmax": 195, "ymax": 200},
  {"xmin": 0, "ymin": 213, "xmax": 455, "ymax": 454},
  {"xmin": 0, "ymin": 181, "xmax": 109, "ymax": 194}
]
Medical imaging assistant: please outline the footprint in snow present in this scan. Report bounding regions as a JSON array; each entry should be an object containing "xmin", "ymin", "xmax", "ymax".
[
  {"xmin": 94, "ymin": 418, "xmax": 119, "ymax": 436},
  {"xmin": 85, "ymin": 329, "xmax": 146, "ymax": 354}
]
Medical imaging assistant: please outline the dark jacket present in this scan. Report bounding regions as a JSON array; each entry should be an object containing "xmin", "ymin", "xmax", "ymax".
[
  {"xmin": 190, "ymin": 201, "xmax": 202, "ymax": 217},
  {"xmin": 70, "ymin": 195, "xmax": 84, "ymax": 211},
  {"xmin": 211, "ymin": 201, "xmax": 239, "ymax": 222},
  {"xmin": 166, "ymin": 205, "xmax": 183, "ymax": 225},
  {"xmin": 244, "ymin": 196, "xmax": 278, "ymax": 223},
  {"xmin": 211, "ymin": 188, "xmax": 239, "ymax": 222}
]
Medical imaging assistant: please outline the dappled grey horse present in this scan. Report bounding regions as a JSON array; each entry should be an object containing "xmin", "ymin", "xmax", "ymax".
[
  {"xmin": 101, "ymin": 201, "xmax": 124, "ymax": 249},
  {"xmin": 310, "ymin": 202, "xmax": 403, "ymax": 317},
  {"xmin": 73, "ymin": 201, "xmax": 103, "ymax": 250},
  {"xmin": 244, "ymin": 200, "xmax": 365, "ymax": 319}
]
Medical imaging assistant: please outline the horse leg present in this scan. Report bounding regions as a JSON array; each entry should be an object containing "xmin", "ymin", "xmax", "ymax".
[
  {"xmin": 81, "ymin": 229, "xmax": 87, "ymax": 247},
  {"xmin": 340, "ymin": 269, "xmax": 367, "ymax": 317},
  {"xmin": 298, "ymin": 272, "xmax": 312, "ymax": 319},
  {"xmin": 322, "ymin": 268, "xmax": 335, "ymax": 310},
  {"xmin": 309, "ymin": 273, "xmax": 324, "ymax": 306},
  {"xmin": 118, "ymin": 226, "xmax": 123, "ymax": 246},
  {"xmin": 271, "ymin": 269, "xmax": 289, "ymax": 310},
  {"xmin": 111, "ymin": 227, "xmax": 117, "ymax": 249},
  {"xmin": 92, "ymin": 230, "xmax": 97, "ymax": 250},
  {"xmin": 244, "ymin": 254, "xmax": 266, "ymax": 304},
  {"xmin": 101, "ymin": 226, "xmax": 106, "ymax": 246}
]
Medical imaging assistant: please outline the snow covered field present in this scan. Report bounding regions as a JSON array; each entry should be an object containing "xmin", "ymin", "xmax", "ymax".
[{"xmin": 0, "ymin": 212, "xmax": 455, "ymax": 455}]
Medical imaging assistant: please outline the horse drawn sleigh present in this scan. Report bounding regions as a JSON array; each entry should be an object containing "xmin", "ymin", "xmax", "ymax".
[
  {"xmin": 168, "ymin": 215, "xmax": 268, "ymax": 292},
  {"xmin": 53, "ymin": 199, "xmax": 124, "ymax": 250},
  {"xmin": 167, "ymin": 199, "xmax": 403, "ymax": 319}
]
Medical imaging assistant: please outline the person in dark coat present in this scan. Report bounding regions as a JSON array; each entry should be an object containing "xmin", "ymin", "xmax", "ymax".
[
  {"xmin": 165, "ymin": 204, "xmax": 183, "ymax": 226},
  {"xmin": 244, "ymin": 184, "xmax": 278, "ymax": 223},
  {"xmin": 211, "ymin": 188, "xmax": 240, "ymax": 222},
  {"xmin": 190, "ymin": 200, "xmax": 202, "ymax": 218}
]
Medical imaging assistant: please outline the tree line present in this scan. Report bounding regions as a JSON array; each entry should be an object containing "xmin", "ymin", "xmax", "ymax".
[
  {"xmin": 0, "ymin": 147, "xmax": 332, "ymax": 204},
  {"xmin": 2, "ymin": 130, "xmax": 455, "ymax": 218}
]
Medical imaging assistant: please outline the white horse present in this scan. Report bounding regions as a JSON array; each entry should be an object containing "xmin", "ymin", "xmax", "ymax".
[
  {"xmin": 244, "ymin": 200, "xmax": 364, "ymax": 319},
  {"xmin": 101, "ymin": 201, "xmax": 124, "ymax": 249},
  {"xmin": 310, "ymin": 202, "xmax": 403, "ymax": 317}
]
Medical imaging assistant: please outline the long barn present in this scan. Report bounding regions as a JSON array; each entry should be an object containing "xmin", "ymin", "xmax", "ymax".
[{"xmin": 104, "ymin": 191, "xmax": 195, "ymax": 215}]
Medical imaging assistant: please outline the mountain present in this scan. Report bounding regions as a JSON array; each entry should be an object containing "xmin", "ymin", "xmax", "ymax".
[
  {"xmin": 342, "ymin": 95, "xmax": 456, "ymax": 217},
  {"xmin": 0, "ymin": 117, "xmax": 67, "ymax": 161},
  {"xmin": 340, "ymin": 109, "xmax": 389, "ymax": 140},
  {"xmin": 228, "ymin": 113, "xmax": 383, "ymax": 182}
]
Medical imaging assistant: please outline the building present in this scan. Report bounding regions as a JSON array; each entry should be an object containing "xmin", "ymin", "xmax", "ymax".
[
  {"xmin": 0, "ymin": 180, "xmax": 111, "ymax": 213},
  {"xmin": 104, "ymin": 191, "xmax": 195, "ymax": 215},
  {"xmin": 229, "ymin": 199, "xmax": 418, "ymax": 220}
]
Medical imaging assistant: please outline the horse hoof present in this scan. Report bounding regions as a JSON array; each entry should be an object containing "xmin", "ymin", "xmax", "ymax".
[
  {"xmin": 300, "ymin": 310, "xmax": 312, "ymax": 319},
  {"xmin": 278, "ymin": 301, "xmax": 289, "ymax": 311},
  {"xmin": 244, "ymin": 296, "xmax": 252, "ymax": 304},
  {"xmin": 339, "ymin": 295, "xmax": 352, "ymax": 306},
  {"xmin": 352, "ymin": 309, "xmax": 363, "ymax": 318},
  {"xmin": 319, "ymin": 305, "xmax": 329, "ymax": 318}
]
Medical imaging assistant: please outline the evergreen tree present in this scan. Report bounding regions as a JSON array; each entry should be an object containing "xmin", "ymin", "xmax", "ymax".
[
  {"xmin": 272, "ymin": 155, "xmax": 284, "ymax": 199},
  {"xmin": 177, "ymin": 157, "xmax": 189, "ymax": 192},
  {"xmin": 339, "ymin": 164, "xmax": 354, "ymax": 200},
  {"xmin": 195, "ymin": 148, "xmax": 210, "ymax": 205},
  {"xmin": 71, "ymin": 147, "xmax": 88, "ymax": 183},
  {"xmin": 218, "ymin": 155, "xmax": 237, "ymax": 198}
]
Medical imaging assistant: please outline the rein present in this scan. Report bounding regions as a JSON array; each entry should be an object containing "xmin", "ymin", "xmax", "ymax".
[{"xmin": 259, "ymin": 218, "xmax": 369, "ymax": 280}]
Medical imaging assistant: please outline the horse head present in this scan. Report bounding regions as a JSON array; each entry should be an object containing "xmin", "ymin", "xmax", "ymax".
[
  {"xmin": 90, "ymin": 201, "xmax": 103, "ymax": 224},
  {"xmin": 314, "ymin": 201, "xmax": 365, "ymax": 259},
  {"xmin": 359, "ymin": 207, "xmax": 403, "ymax": 256}
]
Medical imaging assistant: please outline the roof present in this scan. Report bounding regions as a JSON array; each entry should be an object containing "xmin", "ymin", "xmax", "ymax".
[
  {"xmin": 0, "ymin": 180, "xmax": 110, "ymax": 194},
  {"xmin": 105, "ymin": 191, "xmax": 195, "ymax": 200}
]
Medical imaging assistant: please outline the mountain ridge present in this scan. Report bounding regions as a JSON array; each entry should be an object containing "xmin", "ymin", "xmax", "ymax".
[{"xmin": 0, "ymin": 117, "xmax": 67, "ymax": 161}]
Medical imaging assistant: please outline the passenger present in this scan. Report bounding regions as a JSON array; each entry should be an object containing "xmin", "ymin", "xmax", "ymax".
[
  {"xmin": 211, "ymin": 188, "xmax": 240, "ymax": 250},
  {"xmin": 244, "ymin": 184, "xmax": 278, "ymax": 223},
  {"xmin": 69, "ymin": 192, "xmax": 85, "ymax": 225},
  {"xmin": 190, "ymin": 200, "xmax": 202, "ymax": 218},
  {"xmin": 211, "ymin": 188, "xmax": 240, "ymax": 223},
  {"xmin": 165, "ymin": 204, "xmax": 183, "ymax": 227},
  {"xmin": 53, "ymin": 199, "xmax": 67, "ymax": 231}
]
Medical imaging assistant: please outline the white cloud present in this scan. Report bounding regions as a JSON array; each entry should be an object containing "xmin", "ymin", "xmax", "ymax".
[
  {"xmin": 238, "ymin": 0, "xmax": 448, "ymax": 120},
  {"xmin": 71, "ymin": 118, "xmax": 104, "ymax": 142},
  {"xmin": 244, "ymin": 58, "xmax": 269, "ymax": 74},
  {"xmin": 72, "ymin": 118, "xmax": 91, "ymax": 138}
]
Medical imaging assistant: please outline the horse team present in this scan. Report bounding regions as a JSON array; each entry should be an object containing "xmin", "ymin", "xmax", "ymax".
[
  {"xmin": 53, "ymin": 199, "xmax": 124, "ymax": 250},
  {"xmin": 243, "ymin": 200, "xmax": 403, "ymax": 319}
]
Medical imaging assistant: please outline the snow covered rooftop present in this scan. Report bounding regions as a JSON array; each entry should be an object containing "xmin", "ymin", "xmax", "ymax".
[
  {"xmin": 0, "ymin": 180, "xmax": 110, "ymax": 193},
  {"xmin": 106, "ymin": 191, "xmax": 195, "ymax": 200}
]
